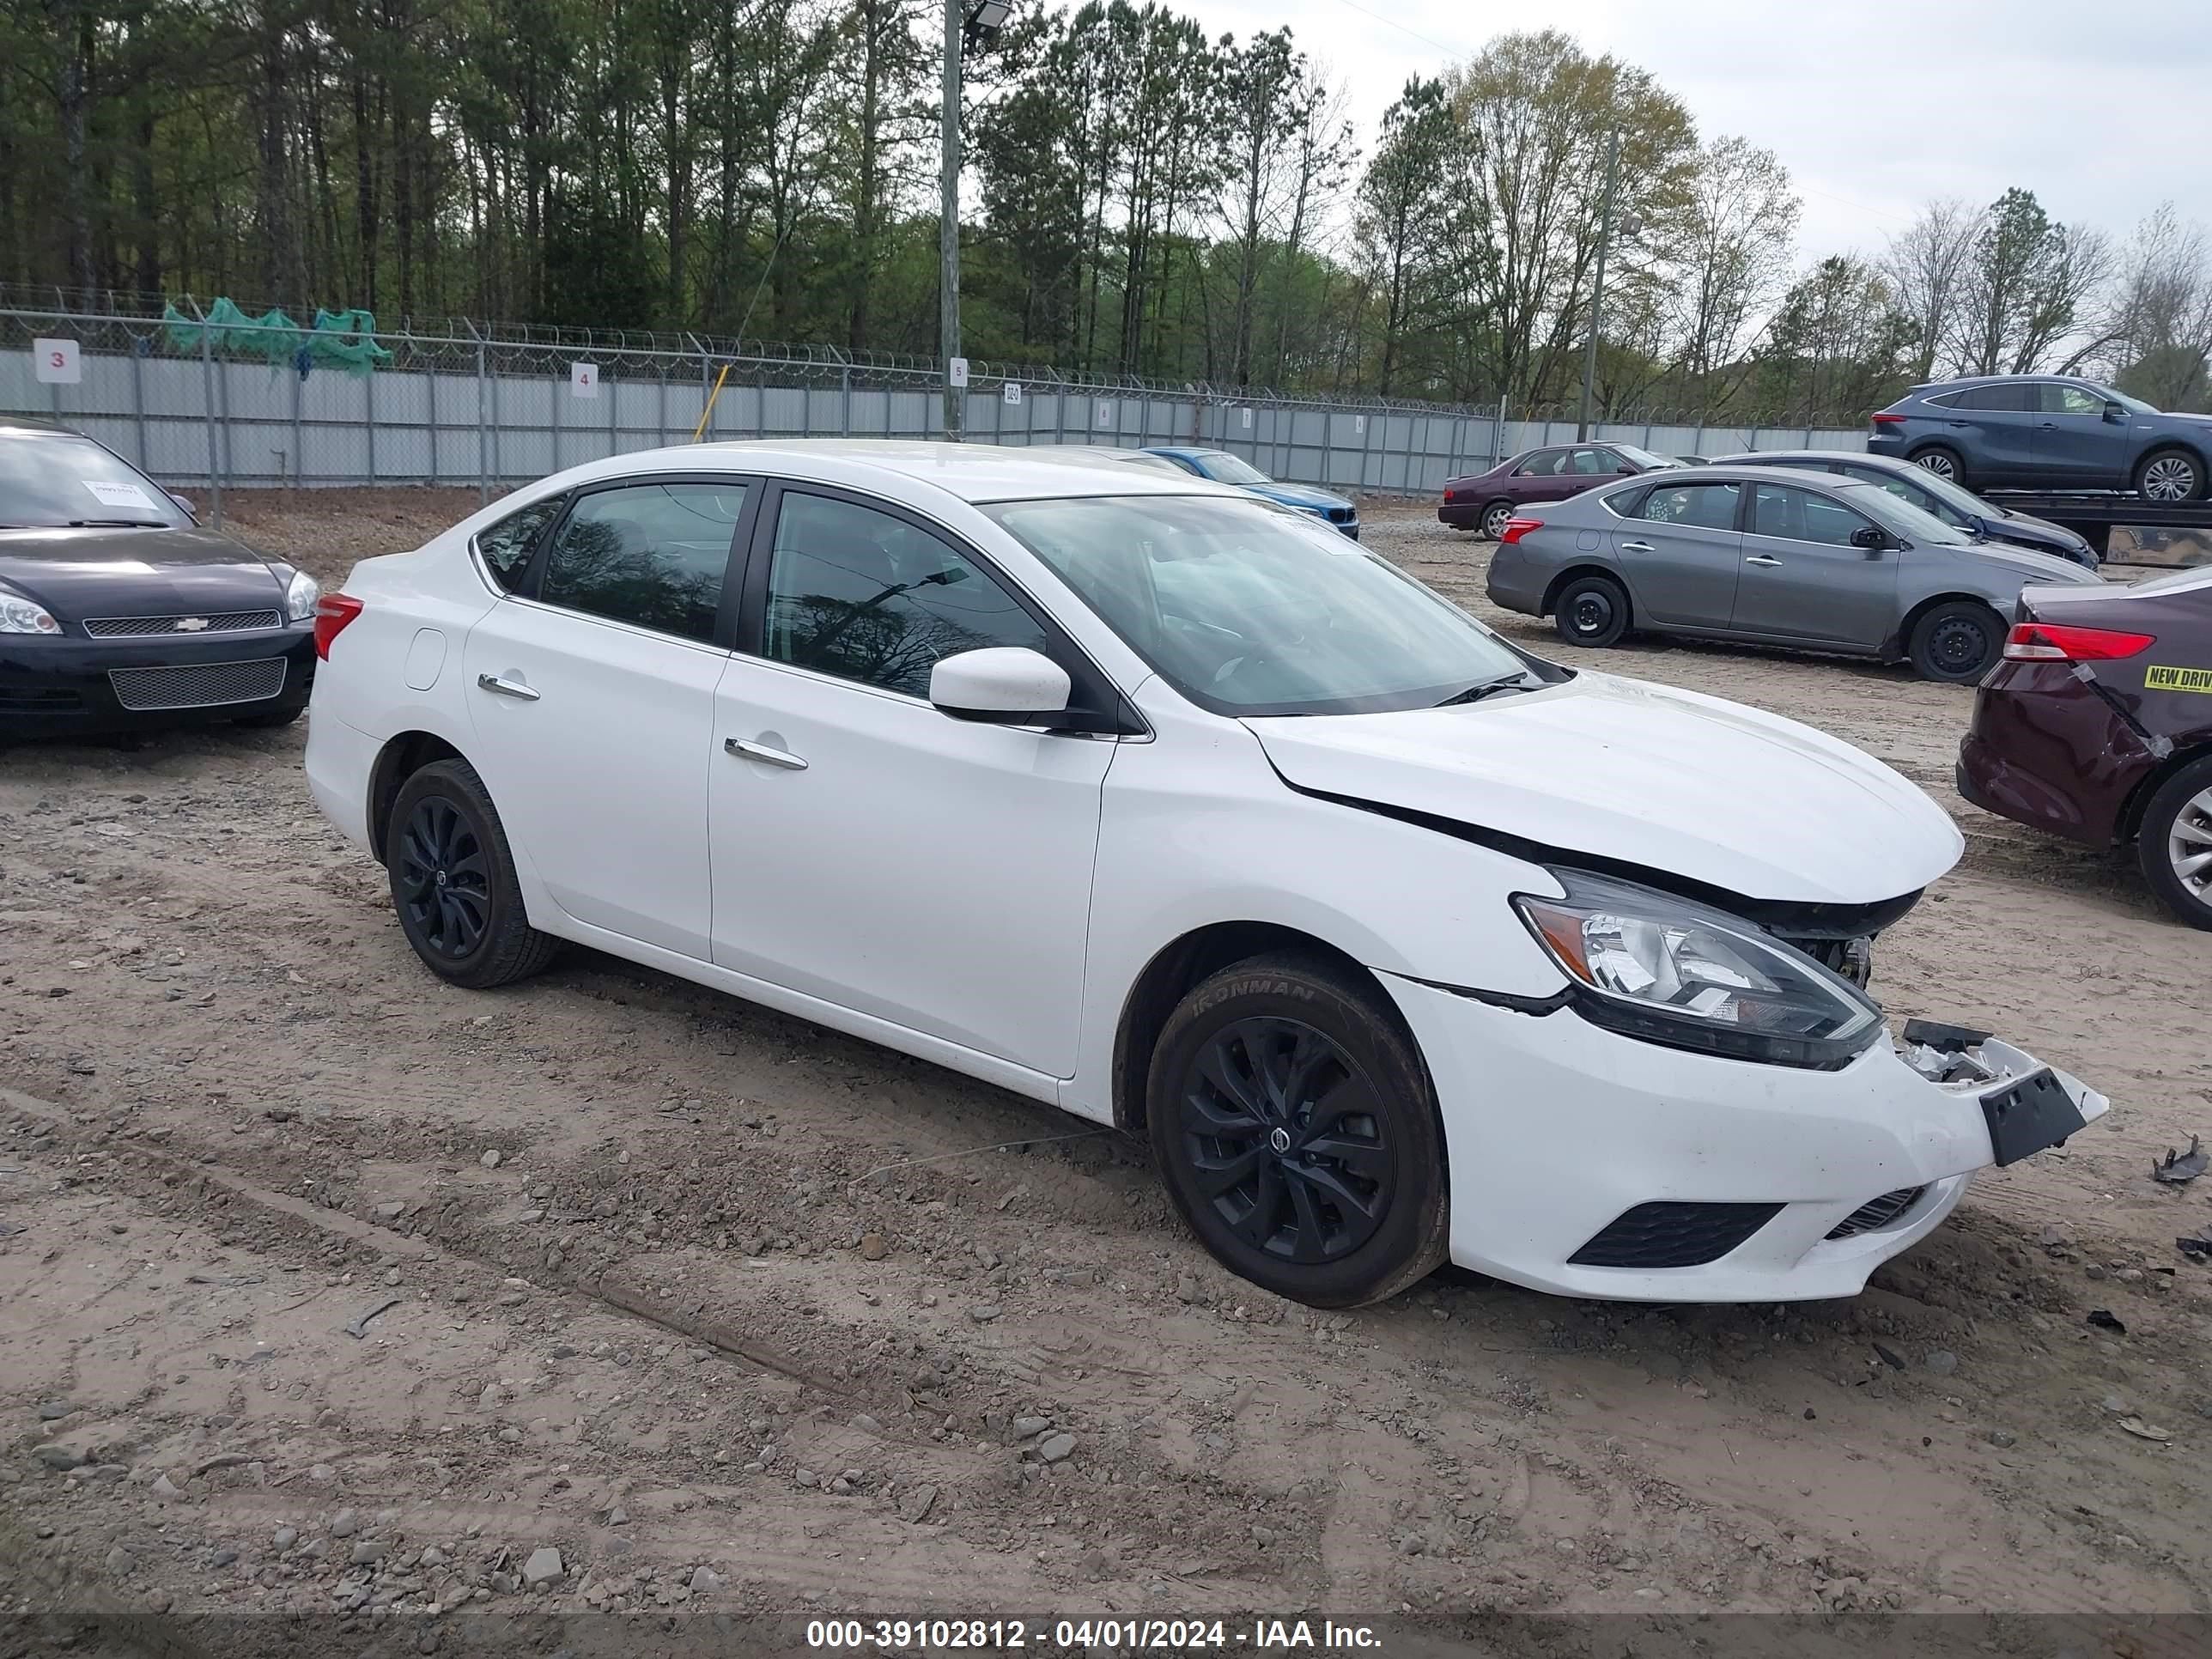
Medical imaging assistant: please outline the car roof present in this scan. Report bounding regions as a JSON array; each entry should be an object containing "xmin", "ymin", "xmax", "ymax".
[
  {"xmin": 1909, "ymin": 373, "xmax": 2100, "ymax": 393},
  {"xmin": 1615, "ymin": 463, "xmax": 1856, "ymax": 489},
  {"xmin": 563, "ymin": 438, "xmax": 1241, "ymax": 505},
  {"xmin": 1709, "ymin": 449, "xmax": 1910, "ymax": 468}
]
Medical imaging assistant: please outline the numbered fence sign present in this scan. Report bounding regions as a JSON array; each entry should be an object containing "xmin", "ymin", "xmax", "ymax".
[
  {"xmin": 948, "ymin": 356, "xmax": 970, "ymax": 389},
  {"xmin": 1095, "ymin": 399, "xmax": 1114, "ymax": 428},
  {"xmin": 33, "ymin": 337, "xmax": 82, "ymax": 385},
  {"xmin": 1239, "ymin": 407, "xmax": 1253, "ymax": 429},
  {"xmin": 570, "ymin": 362, "xmax": 599, "ymax": 398},
  {"xmin": 1003, "ymin": 382, "xmax": 1023, "ymax": 407}
]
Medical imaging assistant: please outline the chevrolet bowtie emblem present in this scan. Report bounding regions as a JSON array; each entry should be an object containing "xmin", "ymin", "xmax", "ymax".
[{"xmin": 175, "ymin": 617, "xmax": 210, "ymax": 632}]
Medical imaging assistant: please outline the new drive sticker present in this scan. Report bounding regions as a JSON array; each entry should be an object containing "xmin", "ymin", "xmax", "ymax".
[
  {"xmin": 83, "ymin": 479, "xmax": 158, "ymax": 513},
  {"xmin": 2146, "ymin": 665, "xmax": 2212, "ymax": 695}
]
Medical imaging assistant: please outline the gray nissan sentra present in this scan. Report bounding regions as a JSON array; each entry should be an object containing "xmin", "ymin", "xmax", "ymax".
[{"xmin": 1483, "ymin": 464, "xmax": 2103, "ymax": 682}]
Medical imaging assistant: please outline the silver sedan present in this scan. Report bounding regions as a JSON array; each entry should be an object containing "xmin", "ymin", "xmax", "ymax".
[{"xmin": 1483, "ymin": 465, "xmax": 2104, "ymax": 681}]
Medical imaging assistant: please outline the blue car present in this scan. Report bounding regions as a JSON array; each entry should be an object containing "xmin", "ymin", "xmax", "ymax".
[
  {"xmin": 1142, "ymin": 447, "xmax": 1360, "ymax": 538},
  {"xmin": 1868, "ymin": 374, "xmax": 2210, "ymax": 501}
]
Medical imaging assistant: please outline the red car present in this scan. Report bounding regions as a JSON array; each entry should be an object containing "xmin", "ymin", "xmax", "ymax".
[
  {"xmin": 1440, "ymin": 442, "xmax": 1684, "ymax": 541},
  {"xmin": 1958, "ymin": 565, "xmax": 2212, "ymax": 927}
]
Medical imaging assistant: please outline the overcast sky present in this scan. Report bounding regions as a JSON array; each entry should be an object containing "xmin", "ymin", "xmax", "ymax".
[{"xmin": 1170, "ymin": 0, "xmax": 2212, "ymax": 264}]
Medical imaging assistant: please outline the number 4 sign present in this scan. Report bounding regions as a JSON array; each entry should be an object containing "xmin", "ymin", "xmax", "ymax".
[
  {"xmin": 570, "ymin": 362, "xmax": 599, "ymax": 399},
  {"xmin": 34, "ymin": 337, "xmax": 82, "ymax": 385}
]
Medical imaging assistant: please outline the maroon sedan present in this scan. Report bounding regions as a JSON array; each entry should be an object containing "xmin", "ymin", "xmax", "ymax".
[
  {"xmin": 1440, "ymin": 442, "xmax": 1684, "ymax": 540},
  {"xmin": 1958, "ymin": 565, "xmax": 2212, "ymax": 927}
]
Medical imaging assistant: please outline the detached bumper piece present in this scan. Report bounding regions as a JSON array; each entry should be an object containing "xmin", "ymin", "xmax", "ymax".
[
  {"xmin": 1899, "ymin": 1020, "xmax": 2095, "ymax": 1167},
  {"xmin": 1569, "ymin": 1201, "xmax": 1785, "ymax": 1268}
]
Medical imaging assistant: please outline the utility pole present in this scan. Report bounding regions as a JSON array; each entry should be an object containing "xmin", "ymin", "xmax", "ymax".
[
  {"xmin": 1576, "ymin": 127, "xmax": 1621, "ymax": 442},
  {"xmin": 939, "ymin": 0, "xmax": 963, "ymax": 441}
]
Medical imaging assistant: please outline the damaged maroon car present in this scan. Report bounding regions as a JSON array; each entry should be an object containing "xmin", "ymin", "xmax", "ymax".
[{"xmin": 1958, "ymin": 565, "xmax": 2212, "ymax": 927}]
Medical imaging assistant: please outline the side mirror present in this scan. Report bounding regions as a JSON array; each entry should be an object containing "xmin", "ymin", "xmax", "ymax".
[
  {"xmin": 1849, "ymin": 526, "xmax": 1889, "ymax": 551},
  {"xmin": 929, "ymin": 647, "xmax": 1073, "ymax": 726},
  {"xmin": 2103, "ymin": 403, "xmax": 2127, "ymax": 424},
  {"xmin": 168, "ymin": 492, "xmax": 198, "ymax": 522}
]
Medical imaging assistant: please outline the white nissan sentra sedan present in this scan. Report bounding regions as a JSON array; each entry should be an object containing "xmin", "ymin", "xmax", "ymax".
[{"xmin": 304, "ymin": 441, "xmax": 2107, "ymax": 1309}]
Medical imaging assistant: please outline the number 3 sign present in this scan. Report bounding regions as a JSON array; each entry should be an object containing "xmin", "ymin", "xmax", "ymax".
[{"xmin": 33, "ymin": 337, "xmax": 82, "ymax": 385}]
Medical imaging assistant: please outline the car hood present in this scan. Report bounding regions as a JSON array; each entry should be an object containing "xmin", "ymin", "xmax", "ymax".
[
  {"xmin": 0, "ymin": 526, "xmax": 288, "ymax": 618},
  {"xmin": 1990, "ymin": 511, "xmax": 2090, "ymax": 550},
  {"xmin": 1245, "ymin": 672, "xmax": 1963, "ymax": 907},
  {"xmin": 1962, "ymin": 540, "xmax": 2104, "ymax": 584},
  {"xmin": 1249, "ymin": 481, "xmax": 1352, "ymax": 513}
]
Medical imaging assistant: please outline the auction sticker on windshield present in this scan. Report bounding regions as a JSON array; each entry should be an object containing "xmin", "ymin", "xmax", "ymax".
[
  {"xmin": 83, "ymin": 479, "xmax": 158, "ymax": 512},
  {"xmin": 2146, "ymin": 665, "xmax": 2212, "ymax": 694}
]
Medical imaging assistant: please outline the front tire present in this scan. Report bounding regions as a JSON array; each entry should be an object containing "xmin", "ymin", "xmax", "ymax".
[
  {"xmin": 2137, "ymin": 757, "xmax": 2212, "ymax": 930},
  {"xmin": 1147, "ymin": 953, "xmax": 1448, "ymax": 1309},
  {"xmin": 2134, "ymin": 447, "xmax": 2205, "ymax": 502},
  {"xmin": 1552, "ymin": 573, "xmax": 1632, "ymax": 649},
  {"xmin": 1908, "ymin": 599, "xmax": 2002, "ymax": 683},
  {"xmin": 386, "ymin": 759, "xmax": 560, "ymax": 989},
  {"xmin": 1480, "ymin": 500, "xmax": 1516, "ymax": 541}
]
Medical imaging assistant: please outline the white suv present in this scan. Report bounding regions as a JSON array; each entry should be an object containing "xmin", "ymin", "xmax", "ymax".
[{"xmin": 305, "ymin": 441, "xmax": 2106, "ymax": 1307}]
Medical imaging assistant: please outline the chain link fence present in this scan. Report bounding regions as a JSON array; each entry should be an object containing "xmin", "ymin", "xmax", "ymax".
[{"xmin": 0, "ymin": 291, "xmax": 1868, "ymax": 525}]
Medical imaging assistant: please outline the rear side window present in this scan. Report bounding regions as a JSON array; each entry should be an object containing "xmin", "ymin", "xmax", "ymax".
[
  {"xmin": 472, "ymin": 497, "xmax": 562, "ymax": 592},
  {"xmin": 1631, "ymin": 480, "xmax": 1741, "ymax": 530},
  {"xmin": 1512, "ymin": 450, "xmax": 1564, "ymax": 477},
  {"xmin": 1954, "ymin": 384, "xmax": 2036, "ymax": 412},
  {"xmin": 1921, "ymin": 391, "xmax": 1963, "ymax": 410},
  {"xmin": 538, "ymin": 482, "xmax": 749, "ymax": 642}
]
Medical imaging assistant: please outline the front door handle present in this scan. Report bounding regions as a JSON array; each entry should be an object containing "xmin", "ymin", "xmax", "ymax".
[
  {"xmin": 1619, "ymin": 539, "xmax": 1654, "ymax": 552},
  {"xmin": 725, "ymin": 736, "xmax": 808, "ymax": 771},
  {"xmin": 476, "ymin": 672, "xmax": 540, "ymax": 701},
  {"xmin": 1744, "ymin": 555, "xmax": 1784, "ymax": 567}
]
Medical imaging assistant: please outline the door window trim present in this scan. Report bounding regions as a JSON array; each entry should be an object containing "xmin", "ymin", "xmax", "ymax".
[
  {"xmin": 513, "ymin": 471, "xmax": 766, "ymax": 649},
  {"xmin": 734, "ymin": 478, "xmax": 1146, "ymax": 736}
]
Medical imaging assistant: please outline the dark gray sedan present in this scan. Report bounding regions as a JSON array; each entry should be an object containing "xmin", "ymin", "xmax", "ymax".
[{"xmin": 1484, "ymin": 465, "xmax": 2104, "ymax": 682}]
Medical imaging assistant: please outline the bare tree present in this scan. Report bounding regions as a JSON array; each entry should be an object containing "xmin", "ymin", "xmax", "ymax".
[
  {"xmin": 1883, "ymin": 196, "xmax": 1980, "ymax": 380},
  {"xmin": 2075, "ymin": 204, "xmax": 2212, "ymax": 408},
  {"xmin": 1663, "ymin": 134, "xmax": 1798, "ymax": 416}
]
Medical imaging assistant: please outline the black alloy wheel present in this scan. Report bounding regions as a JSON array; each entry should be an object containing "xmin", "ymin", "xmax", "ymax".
[
  {"xmin": 396, "ymin": 794, "xmax": 493, "ymax": 961},
  {"xmin": 1181, "ymin": 1016, "xmax": 1394, "ymax": 1266},
  {"xmin": 385, "ymin": 758, "xmax": 560, "ymax": 988},
  {"xmin": 1148, "ymin": 953, "xmax": 1448, "ymax": 1308}
]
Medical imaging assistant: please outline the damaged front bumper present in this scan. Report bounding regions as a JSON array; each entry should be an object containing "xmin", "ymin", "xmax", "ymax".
[{"xmin": 1382, "ymin": 975, "xmax": 2110, "ymax": 1303}]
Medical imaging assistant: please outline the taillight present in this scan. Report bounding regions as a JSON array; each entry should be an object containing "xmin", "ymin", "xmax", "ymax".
[
  {"xmin": 313, "ymin": 592, "xmax": 364, "ymax": 660},
  {"xmin": 1870, "ymin": 412, "xmax": 1907, "ymax": 427},
  {"xmin": 2002, "ymin": 621, "xmax": 2154, "ymax": 663},
  {"xmin": 1498, "ymin": 517, "xmax": 1543, "ymax": 545},
  {"xmin": 1443, "ymin": 489, "xmax": 1461, "ymax": 505}
]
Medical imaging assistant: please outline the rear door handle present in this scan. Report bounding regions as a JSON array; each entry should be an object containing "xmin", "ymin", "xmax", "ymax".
[
  {"xmin": 1619, "ymin": 539, "xmax": 1654, "ymax": 552},
  {"xmin": 725, "ymin": 736, "xmax": 808, "ymax": 771},
  {"xmin": 1744, "ymin": 555, "xmax": 1783, "ymax": 567},
  {"xmin": 476, "ymin": 672, "xmax": 540, "ymax": 702}
]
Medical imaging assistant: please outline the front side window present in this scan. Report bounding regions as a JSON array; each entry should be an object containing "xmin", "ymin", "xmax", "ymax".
[
  {"xmin": 1632, "ymin": 480, "xmax": 1741, "ymax": 530},
  {"xmin": 538, "ymin": 482, "xmax": 747, "ymax": 641},
  {"xmin": 982, "ymin": 494, "xmax": 1540, "ymax": 717},
  {"xmin": 474, "ymin": 496, "xmax": 563, "ymax": 592},
  {"xmin": 0, "ymin": 430, "xmax": 190, "ymax": 530},
  {"xmin": 1750, "ymin": 484, "xmax": 1876, "ymax": 547},
  {"xmin": 2045, "ymin": 383, "xmax": 2106, "ymax": 416},
  {"xmin": 1567, "ymin": 448, "xmax": 1613, "ymax": 476},
  {"xmin": 763, "ymin": 491, "xmax": 1048, "ymax": 697}
]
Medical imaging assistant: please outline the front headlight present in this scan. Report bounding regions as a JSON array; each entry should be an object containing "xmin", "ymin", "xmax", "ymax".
[
  {"xmin": 1514, "ymin": 871, "xmax": 1881, "ymax": 1070},
  {"xmin": 284, "ymin": 568, "xmax": 320, "ymax": 623},
  {"xmin": 0, "ymin": 585, "xmax": 61, "ymax": 635}
]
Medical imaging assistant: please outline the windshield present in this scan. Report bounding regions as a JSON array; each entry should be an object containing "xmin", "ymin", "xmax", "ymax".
[
  {"xmin": 1837, "ymin": 482, "xmax": 1975, "ymax": 546},
  {"xmin": 1609, "ymin": 444, "xmax": 1678, "ymax": 470},
  {"xmin": 983, "ymin": 494, "xmax": 1542, "ymax": 716},
  {"xmin": 0, "ymin": 429, "xmax": 189, "ymax": 530},
  {"xmin": 1194, "ymin": 452, "xmax": 1272, "ymax": 486},
  {"xmin": 1867, "ymin": 460, "xmax": 1990, "ymax": 524},
  {"xmin": 2086, "ymin": 381, "xmax": 2159, "ymax": 416}
]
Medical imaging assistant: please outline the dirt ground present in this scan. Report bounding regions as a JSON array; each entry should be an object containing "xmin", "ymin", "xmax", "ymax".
[{"xmin": 3, "ymin": 490, "xmax": 2209, "ymax": 1648}]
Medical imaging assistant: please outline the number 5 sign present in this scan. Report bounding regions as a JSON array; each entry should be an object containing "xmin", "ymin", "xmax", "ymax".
[{"xmin": 33, "ymin": 337, "xmax": 82, "ymax": 385}]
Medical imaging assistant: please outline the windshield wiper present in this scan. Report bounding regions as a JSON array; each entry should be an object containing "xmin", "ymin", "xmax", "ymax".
[
  {"xmin": 1432, "ymin": 673, "xmax": 1540, "ymax": 708},
  {"xmin": 66, "ymin": 519, "xmax": 169, "ymax": 528}
]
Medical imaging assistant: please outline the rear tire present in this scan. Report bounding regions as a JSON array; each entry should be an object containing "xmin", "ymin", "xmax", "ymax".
[
  {"xmin": 2136, "ymin": 757, "xmax": 2212, "ymax": 930},
  {"xmin": 2134, "ymin": 447, "xmax": 2205, "ymax": 502},
  {"xmin": 1907, "ymin": 599, "xmax": 2003, "ymax": 684},
  {"xmin": 1480, "ymin": 500, "xmax": 1516, "ymax": 541},
  {"xmin": 1910, "ymin": 444, "xmax": 1966, "ymax": 488},
  {"xmin": 1552, "ymin": 573, "xmax": 1632, "ymax": 649},
  {"xmin": 1147, "ymin": 953, "xmax": 1449, "ymax": 1309},
  {"xmin": 386, "ymin": 759, "xmax": 560, "ymax": 989}
]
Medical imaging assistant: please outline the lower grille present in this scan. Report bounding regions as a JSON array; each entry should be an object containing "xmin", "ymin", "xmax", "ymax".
[
  {"xmin": 1569, "ymin": 1200, "xmax": 1784, "ymax": 1268},
  {"xmin": 0, "ymin": 687, "xmax": 84, "ymax": 711},
  {"xmin": 108, "ymin": 657, "xmax": 286, "ymax": 711},
  {"xmin": 1826, "ymin": 1186, "xmax": 1927, "ymax": 1240},
  {"xmin": 84, "ymin": 609, "xmax": 283, "ymax": 638}
]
